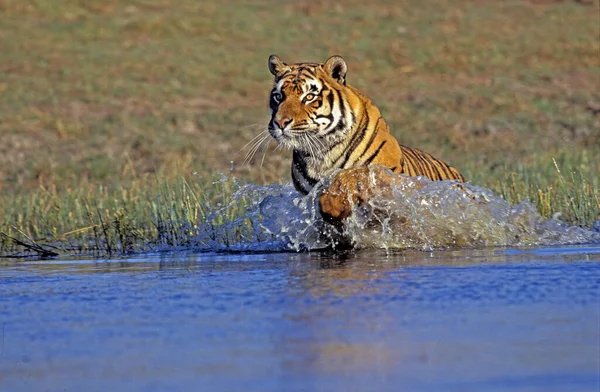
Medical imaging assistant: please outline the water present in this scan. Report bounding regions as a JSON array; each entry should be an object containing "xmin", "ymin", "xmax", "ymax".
[
  {"xmin": 1, "ymin": 246, "xmax": 599, "ymax": 392},
  {"xmin": 186, "ymin": 171, "xmax": 599, "ymax": 253}
]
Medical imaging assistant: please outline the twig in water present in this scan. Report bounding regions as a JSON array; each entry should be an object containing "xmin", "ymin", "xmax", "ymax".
[{"xmin": 1, "ymin": 230, "xmax": 59, "ymax": 258}]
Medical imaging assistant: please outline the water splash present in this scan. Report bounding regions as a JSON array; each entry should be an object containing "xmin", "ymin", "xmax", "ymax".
[{"xmin": 184, "ymin": 170, "xmax": 599, "ymax": 252}]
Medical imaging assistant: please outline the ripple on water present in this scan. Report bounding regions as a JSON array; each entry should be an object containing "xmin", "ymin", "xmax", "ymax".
[{"xmin": 0, "ymin": 248, "xmax": 598, "ymax": 392}]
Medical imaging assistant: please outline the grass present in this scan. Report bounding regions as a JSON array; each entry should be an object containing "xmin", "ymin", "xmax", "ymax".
[
  {"xmin": 0, "ymin": 0, "xmax": 598, "ymax": 256},
  {"xmin": 0, "ymin": 175, "xmax": 265, "ymax": 256}
]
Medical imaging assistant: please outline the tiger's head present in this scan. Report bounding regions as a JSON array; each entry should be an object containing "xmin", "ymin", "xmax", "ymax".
[{"xmin": 267, "ymin": 54, "xmax": 352, "ymax": 153}]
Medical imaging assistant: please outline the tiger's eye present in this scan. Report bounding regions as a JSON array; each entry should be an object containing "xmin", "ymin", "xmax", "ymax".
[
  {"xmin": 272, "ymin": 92, "xmax": 283, "ymax": 102},
  {"xmin": 305, "ymin": 93, "xmax": 315, "ymax": 102}
]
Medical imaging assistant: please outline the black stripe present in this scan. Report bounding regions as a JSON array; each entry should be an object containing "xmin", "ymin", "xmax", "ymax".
[
  {"xmin": 292, "ymin": 171, "xmax": 307, "ymax": 194},
  {"xmin": 402, "ymin": 155, "xmax": 417, "ymax": 176},
  {"xmin": 326, "ymin": 90, "xmax": 334, "ymax": 110},
  {"xmin": 296, "ymin": 69, "xmax": 318, "ymax": 85},
  {"xmin": 332, "ymin": 87, "xmax": 348, "ymax": 129},
  {"xmin": 432, "ymin": 161, "xmax": 451, "ymax": 181},
  {"xmin": 331, "ymin": 112, "xmax": 348, "ymax": 135},
  {"xmin": 356, "ymin": 116, "xmax": 382, "ymax": 160},
  {"xmin": 438, "ymin": 161, "xmax": 453, "ymax": 179},
  {"xmin": 364, "ymin": 140, "xmax": 387, "ymax": 165},
  {"xmin": 278, "ymin": 71, "xmax": 291, "ymax": 80},
  {"xmin": 404, "ymin": 148, "xmax": 427, "ymax": 177},
  {"xmin": 409, "ymin": 148, "xmax": 435, "ymax": 179},
  {"xmin": 319, "ymin": 88, "xmax": 346, "ymax": 137},
  {"xmin": 415, "ymin": 150, "xmax": 437, "ymax": 178},
  {"xmin": 292, "ymin": 150, "xmax": 318, "ymax": 190},
  {"xmin": 429, "ymin": 158, "xmax": 445, "ymax": 180},
  {"xmin": 338, "ymin": 106, "xmax": 370, "ymax": 168},
  {"xmin": 315, "ymin": 113, "xmax": 334, "ymax": 122},
  {"xmin": 293, "ymin": 152, "xmax": 309, "ymax": 177},
  {"xmin": 297, "ymin": 65, "xmax": 317, "ymax": 72},
  {"xmin": 401, "ymin": 148, "xmax": 420, "ymax": 173},
  {"xmin": 414, "ymin": 149, "xmax": 446, "ymax": 180},
  {"xmin": 449, "ymin": 167, "xmax": 464, "ymax": 181}
]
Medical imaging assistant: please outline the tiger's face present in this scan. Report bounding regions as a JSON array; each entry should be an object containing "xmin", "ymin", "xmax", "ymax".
[{"xmin": 267, "ymin": 55, "xmax": 350, "ymax": 153}]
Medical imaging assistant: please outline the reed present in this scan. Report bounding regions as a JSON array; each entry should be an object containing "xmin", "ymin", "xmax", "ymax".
[{"xmin": 1, "ymin": 153, "xmax": 598, "ymax": 257}]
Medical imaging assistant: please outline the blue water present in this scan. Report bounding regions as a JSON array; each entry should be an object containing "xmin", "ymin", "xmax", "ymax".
[{"xmin": 1, "ymin": 246, "xmax": 599, "ymax": 392}]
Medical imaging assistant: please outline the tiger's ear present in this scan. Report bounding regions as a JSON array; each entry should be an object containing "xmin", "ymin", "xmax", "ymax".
[
  {"xmin": 323, "ymin": 55, "xmax": 347, "ymax": 85},
  {"xmin": 268, "ymin": 54, "xmax": 290, "ymax": 77}
]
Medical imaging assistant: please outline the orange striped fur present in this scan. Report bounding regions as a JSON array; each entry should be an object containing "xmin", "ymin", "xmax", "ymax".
[{"xmin": 267, "ymin": 54, "xmax": 464, "ymax": 195}]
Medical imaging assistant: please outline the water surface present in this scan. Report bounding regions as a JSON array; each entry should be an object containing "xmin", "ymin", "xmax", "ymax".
[{"xmin": 1, "ymin": 246, "xmax": 599, "ymax": 391}]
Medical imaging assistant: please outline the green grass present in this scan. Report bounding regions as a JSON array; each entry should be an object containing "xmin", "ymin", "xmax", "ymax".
[
  {"xmin": 0, "ymin": 0, "xmax": 598, "ymax": 256},
  {"xmin": 0, "ymin": 175, "xmax": 265, "ymax": 255}
]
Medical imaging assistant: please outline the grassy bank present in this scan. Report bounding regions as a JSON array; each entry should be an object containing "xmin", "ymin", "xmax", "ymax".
[{"xmin": 1, "ymin": 0, "xmax": 598, "ymax": 256}]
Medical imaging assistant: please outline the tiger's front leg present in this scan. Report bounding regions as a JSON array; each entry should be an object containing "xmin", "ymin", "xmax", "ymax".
[{"xmin": 319, "ymin": 166, "xmax": 396, "ymax": 224}]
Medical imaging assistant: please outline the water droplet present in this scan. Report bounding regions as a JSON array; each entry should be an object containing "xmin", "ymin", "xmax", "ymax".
[{"xmin": 145, "ymin": 170, "xmax": 599, "ymax": 252}]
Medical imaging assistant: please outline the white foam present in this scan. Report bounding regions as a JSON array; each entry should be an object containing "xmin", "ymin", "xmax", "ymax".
[{"xmin": 186, "ymin": 170, "xmax": 600, "ymax": 252}]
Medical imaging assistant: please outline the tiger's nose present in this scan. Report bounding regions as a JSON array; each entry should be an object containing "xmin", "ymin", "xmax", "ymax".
[{"xmin": 274, "ymin": 117, "xmax": 292, "ymax": 129}]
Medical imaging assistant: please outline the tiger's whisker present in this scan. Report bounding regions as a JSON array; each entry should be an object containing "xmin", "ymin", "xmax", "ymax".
[
  {"xmin": 246, "ymin": 136, "xmax": 271, "ymax": 165},
  {"xmin": 243, "ymin": 131, "xmax": 271, "ymax": 165},
  {"xmin": 260, "ymin": 139, "xmax": 273, "ymax": 170},
  {"xmin": 240, "ymin": 129, "xmax": 270, "ymax": 156}
]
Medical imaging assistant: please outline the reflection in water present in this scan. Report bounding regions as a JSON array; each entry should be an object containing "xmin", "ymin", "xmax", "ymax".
[
  {"xmin": 0, "ymin": 247, "xmax": 599, "ymax": 391},
  {"xmin": 280, "ymin": 256, "xmax": 405, "ymax": 378},
  {"xmin": 273, "ymin": 248, "xmax": 600, "ymax": 384}
]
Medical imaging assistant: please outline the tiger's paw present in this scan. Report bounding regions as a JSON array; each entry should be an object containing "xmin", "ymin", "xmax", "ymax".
[{"xmin": 319, "ymin": 167, "xmax": 394, "ymax": 224}]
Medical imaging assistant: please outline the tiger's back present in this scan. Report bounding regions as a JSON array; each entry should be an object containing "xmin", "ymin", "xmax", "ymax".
[
  {"xmin": 398, "ymin": 145, "xmax": 465, "ymax": 182},
  {"xmin": 266, "ymin": 54, "xmax": 464, "ymax": 195}
]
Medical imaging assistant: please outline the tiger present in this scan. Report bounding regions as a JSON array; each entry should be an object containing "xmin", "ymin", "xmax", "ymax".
[{"xmin": 267, "ymin": 54, "xmax": 465, "ymax": 221}]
